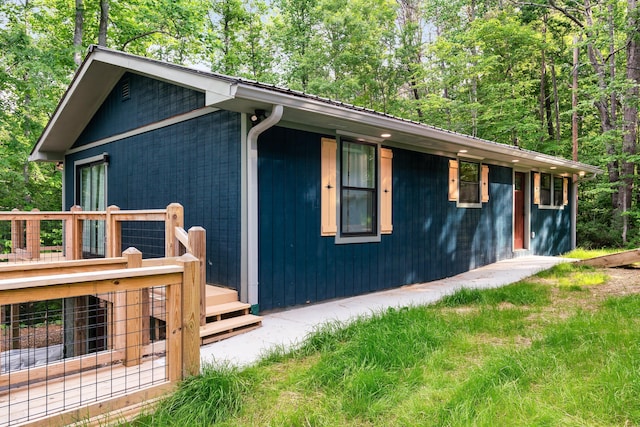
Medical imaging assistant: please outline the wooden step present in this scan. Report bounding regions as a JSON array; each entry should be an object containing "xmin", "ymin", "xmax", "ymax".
[
  {"xmin": 205, "ymin": 285, "xmax": 239, "ymax": 306},
  {"xmin": 206, "ymin": 301, "xmax": 251, "ymax": 318},
  {"xmin": 200, "ymin": 314, "xmax": 262, "ymax": 345}
]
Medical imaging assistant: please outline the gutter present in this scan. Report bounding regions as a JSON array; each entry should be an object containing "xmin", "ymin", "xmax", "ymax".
[
  {"xmin": 233, "ymin": 84, "xmax": 601, "ymax": 177},
  {"xmin": 245, "ymin": 105, "xmax": 284, "ymax": 312}
]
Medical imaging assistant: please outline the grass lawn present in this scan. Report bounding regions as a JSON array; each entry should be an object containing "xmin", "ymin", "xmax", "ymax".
[{"xmin": 132, "ymin": 262, "xmax": 640, "ymax": 426}]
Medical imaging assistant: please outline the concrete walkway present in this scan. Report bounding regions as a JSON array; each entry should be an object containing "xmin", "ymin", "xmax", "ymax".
[{"xmin": 200, "ymin": 255, "xmax": 567, "ymax": 368}]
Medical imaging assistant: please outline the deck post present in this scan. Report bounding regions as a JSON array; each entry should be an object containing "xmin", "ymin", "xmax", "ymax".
[
  {"xmin": 123, "ymin": 248, "xmax": 143, "ymax": 367},
  {"xmin": 165, "ymin": 203, "xmax": 184, "ymax": 257},
  {"xmin": 165, "ymin": 280, "xmax": 182, "ymax": 382},
  {"xmin": 65, "ymin": 205, "xmax": 83, "ymax": 260},
  {"xmin": 176, "ymin": 253, "xmax": 201, "ymax": 378},
  {"xmin": 0, "ymin": 306, "xmax": 2, "ymax": 371},
  {"xmin": 107, "ymin": 206, "xmax": 126, "ymax": 352},
  {"xmin": 188, "ymin": 227, "xmax": 207, "ymax": 326},
  {"xmin": 26, "ymin": 208, "xmax": 41, "ymax": 260},
  {"xmin": 11, "ymin": 208, "xmax": 24, "ymax": 253},
  {"xmin": 106, "ymin": 205, "xmax": 122, "ymax": 258},
  {"xmin": 64, "ymin": 206, "xmax": 84, "ymax": 357}
]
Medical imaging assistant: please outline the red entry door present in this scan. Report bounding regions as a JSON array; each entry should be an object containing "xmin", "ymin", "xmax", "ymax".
[{"xmin": 514, "ymin": 172, "xmax": 525, "ymax": 250}]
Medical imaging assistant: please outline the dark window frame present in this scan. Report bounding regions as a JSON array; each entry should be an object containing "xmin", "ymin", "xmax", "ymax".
[
  {"xmin": 458, "ymin": 160, "xmax": 481, "ymax": 205},
  {"xmin": 339, "ymin": 139, "xmax": 378, "ymax": 238},
  {"xmin": 539, "ymin": 173, "xmax": 564, "ymax": 208}
]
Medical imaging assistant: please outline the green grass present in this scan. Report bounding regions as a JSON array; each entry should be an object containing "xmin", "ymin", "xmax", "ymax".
[
  {"xmin": 563, "ymin": 247, "xmax": 621, "ymax": 260},
  {"xmin": 129, "ymin": 261, "xmax": 640, "ymax": 426}
]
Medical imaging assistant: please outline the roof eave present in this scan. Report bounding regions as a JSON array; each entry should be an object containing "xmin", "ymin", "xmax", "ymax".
[{"xmin": 232, "ymin": 84, "xmax": 601, "ymax": 176}]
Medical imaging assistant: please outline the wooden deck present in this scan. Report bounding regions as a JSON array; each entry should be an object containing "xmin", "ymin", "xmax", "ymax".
[{"xmin": 0, "ymin": 352, "xmax": 167, "ymax": 426}]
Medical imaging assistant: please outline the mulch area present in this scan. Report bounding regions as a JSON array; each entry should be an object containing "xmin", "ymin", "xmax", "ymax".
[{"xmin": 1, "ymin": 324, "xmax": 63, "ymax": 349}]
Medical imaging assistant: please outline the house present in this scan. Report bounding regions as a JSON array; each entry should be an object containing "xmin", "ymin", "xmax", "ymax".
[{"xmin": 30, "ymin": 46, "xmax": 600, "ymax": 312}]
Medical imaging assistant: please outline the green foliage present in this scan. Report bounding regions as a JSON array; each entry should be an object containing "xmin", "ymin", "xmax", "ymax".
[
  {"xmin": 130, "ymin": 269, "xmax": 640, "ymax": 426},
  {"xmin": 0, "ymin": 0, "xmax": 638, "ymax": 244},
  {"xmin": 134, "ymin": 364, "xmax": 251, "ymax": 426},
  {"xmin": 437, "ymin": 282, "xmax": 550, "ymax": 307}
]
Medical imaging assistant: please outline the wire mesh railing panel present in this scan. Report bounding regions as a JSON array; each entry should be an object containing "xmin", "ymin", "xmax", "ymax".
[
  {"xmin": 0, "ymin": 287, "xmax": 169, "ymax": 427},
  {"xmin": 0, "ymin": 218, "xmax": 65, "ymax": 264},
  {"xmin": 121, "ymin": 221, "xmax": 166, "ymax": 259}
]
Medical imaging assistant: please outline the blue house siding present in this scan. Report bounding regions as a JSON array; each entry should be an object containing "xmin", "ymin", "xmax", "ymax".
[
  {"xmin": 257, "ymin": 126, "xmax": 516, "ymax": 311},
  {"xmin": 530, "ymin": 196, "xmax": 572, "ymax": 255},
  {"xmin": 64, "ymin": 110, "xmax": 242, "ymax": 289},
  {"xmin": 72, "ymin": 73, "xmax": 205, "ymax": 148}
]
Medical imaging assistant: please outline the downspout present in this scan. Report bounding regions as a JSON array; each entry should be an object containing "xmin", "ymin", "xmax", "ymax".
[
  {"xmin": 571, "ymin": 176, "xmax": 577, "ymax": 250},
  {"xmin": 246, "ymin": 105, "xmax": 284, "ymax": 312}
]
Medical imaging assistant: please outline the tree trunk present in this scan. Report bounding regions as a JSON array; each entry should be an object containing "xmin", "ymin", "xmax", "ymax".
[
  {"xmin": 540, "ymin": 15, "xmax": 554, "ymax": 139},
  {"xmin": 550, "ymin": 61, "xmax": 560, "ymax": 141},
  {"xmin": 620, "ymin": 0, "xmax": 640, "ymax": 243},
  {"xmin": 98, "ymin": 0, "xmax": 109, "ymax": 46},
  {"xmin": 73, "ymin": 0, "xmax": 84, "ymax": 66}
]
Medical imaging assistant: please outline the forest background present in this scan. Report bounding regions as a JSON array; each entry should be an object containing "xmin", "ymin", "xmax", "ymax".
[{"xmin": 1, "ymin": 0, "xmax": 639, "ymax": 248}]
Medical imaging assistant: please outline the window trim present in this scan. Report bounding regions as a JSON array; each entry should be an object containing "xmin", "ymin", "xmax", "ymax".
[
  {"xmin": 535, "ymin": 172, "xmax": 567, "ymax": 210},
  {"xmin": 457, "ymin": 159, "xmax": 482, "ymax": 208},
  {"xmin": 450, "ymin": 158, "xmax": 488, "ymax": 208},
  {"xmin": 335, "ymin": 138, "xmax": 382, "ymax": 244},
  {"xmin": 74, "ymin": 153, "xmax": 109, "ymax": 206},
  {"xmin": 74, "ymin": 153, "xmax": 109, "ymax": 257}
]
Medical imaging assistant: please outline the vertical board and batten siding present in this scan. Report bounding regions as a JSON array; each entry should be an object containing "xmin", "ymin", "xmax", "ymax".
[
  {"xmin": 64, "ymin": 74, "xmax": 241, "ymax": 289},
  {"xmin": 72, "ymin": 72, "xmax": 205, "ymax": 148},
  {"xmin": 258, "ymin": 126, "xmax": 515, "ymax": 311},
  {"xmin": 530, "ymin": 191, "xmax": 572, "ymax": 255}
]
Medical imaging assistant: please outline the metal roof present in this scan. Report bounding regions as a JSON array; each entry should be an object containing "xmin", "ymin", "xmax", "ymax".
[{"xmin": 30, "ymin": 45, "xmax": 601, "ymax": 177}]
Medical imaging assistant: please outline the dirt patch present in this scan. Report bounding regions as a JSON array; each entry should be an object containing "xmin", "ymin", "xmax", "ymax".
[
  {"xmin": 588, "ymin": 267, "xmax": 640, "ymax": 299},
  {"xmin": 527, "ymin": 267, "xmax": 640, "ymax": 324}
]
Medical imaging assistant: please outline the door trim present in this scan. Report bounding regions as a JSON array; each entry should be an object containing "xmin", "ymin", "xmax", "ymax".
[{"xmin": 512, "ymin": 170, "xmax": 531, "ymax": 251}]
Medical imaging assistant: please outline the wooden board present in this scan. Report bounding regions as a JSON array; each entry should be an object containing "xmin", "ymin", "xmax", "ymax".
[
  {"xmin": 576, "ymin": 248, "xmax": 640, "ymax": 268},
  {"xmin": 0, "ymin": 356, "xmax": 168, "ymax": 426}
]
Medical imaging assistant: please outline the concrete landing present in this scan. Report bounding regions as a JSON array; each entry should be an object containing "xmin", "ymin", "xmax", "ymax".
[{"xmin": 200, "ymin": 256, "xmax": 567, "ymax": 368}]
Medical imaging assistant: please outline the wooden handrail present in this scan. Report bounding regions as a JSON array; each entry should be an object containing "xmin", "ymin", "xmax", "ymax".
[
  {"xmin": 0, "ymin": 209, "xmax": 167, "ymax": 219},
  {"xmin": 175, "ymin": 226, "xmax": 192, "ymax": 253},
  {"xmin": 0, "ymin": 257, "xmax": 128, "ymax": 279},
  {"xmin": 0, "ymin": 265, "xmax": 183, "ymax": 295}
]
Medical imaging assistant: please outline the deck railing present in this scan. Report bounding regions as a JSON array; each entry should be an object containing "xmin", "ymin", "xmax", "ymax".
[
  {"xmin": 0, "ymin": 203, "xmax": 207, "ymax": 425},
  {"xmin": 0, "ymin": 249, "xmax": 201, "ymax": 426},
  {"xmin": 0, "ymin": 203, "xmax": 208, "ymax": 347},
  {"xmin": 0, "ymin": 204, "xmax": 182, "ymax": 263}
]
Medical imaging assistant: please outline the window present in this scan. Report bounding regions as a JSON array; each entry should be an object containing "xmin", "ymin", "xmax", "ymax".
[
  {"xmin": 320, "ymin": 137, "xmax": 392, "ymax": 240},
  {"xmin": 540, "ymin": 173, "xmax": 551, "ymax": 205},
  {"xmin": 553, "ymin": 176, "xmax": 563, "ymax": 206},
  {"xmin": 448, "ymin": 159, "xmax": 489, "ymax": 206},
  {"xmin": 459, "ymin": 160, "xmax": 480, "ymax": 204},
  {"xmin": 341, "ymin": 140, "xmax": 377, "ymax": 236},
  {"xmin": 75, "ymin": 155, "xmax": 108, "ymax": 257},
  {"xmin": 533, "ymin": 172, "xmax": 568, "ymax": 208}
]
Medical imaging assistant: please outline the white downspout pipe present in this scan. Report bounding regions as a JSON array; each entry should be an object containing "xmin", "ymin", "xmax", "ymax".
[
  {"xmin": 571, "ymin": 177, "xmax": 577, "ymax": 250},
  {"xmin": 246, "ymin": 105, "xmax": 284, "ymax": 309}
]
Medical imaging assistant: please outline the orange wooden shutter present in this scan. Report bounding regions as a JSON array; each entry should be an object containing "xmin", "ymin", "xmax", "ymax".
[
  {"xmin": 481, "ymin": 164, "xmax": 490, "ymax": 202},
  {"xmin": 321, "ymin": 138, "xmax": 337, "ymax": 236},
  {"xmin": 533, "ymin": 172, "xmax": 541, "ymax": 205},
  {"xmin": 380, "ymin": 148, "xmax": 393, "ymax": 234},
  {"xmin": 563, "ymin": 177, "xmax": 569, "ymax": 205},
  {"xmin": 448, "ymin": 160, "xmax": 458, "ymax": 201}
]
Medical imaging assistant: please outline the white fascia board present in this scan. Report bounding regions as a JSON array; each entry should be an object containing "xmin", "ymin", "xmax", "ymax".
[
  {"xmin": 93, "ymin": 50, "xmax": 235, "ymax": 106},
  {"xmin": 233, "ymin": 84, "xmax": 601, "ymax": 176},
  {"xmin": 29, "ymin": 151, "xmax": 65, "ymax": 162},
  {"xmin": 30, "ymin": 55, "xmax": 105, "ymax": 160}
]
